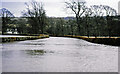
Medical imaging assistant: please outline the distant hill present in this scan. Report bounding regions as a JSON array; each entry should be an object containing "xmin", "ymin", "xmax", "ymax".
[{"xmin": 64, "ymin": 17, "xmax": 75, "ymax": 20}]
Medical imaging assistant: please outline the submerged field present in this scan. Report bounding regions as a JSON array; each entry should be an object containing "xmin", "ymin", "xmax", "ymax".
[{"xmin": 2, "ymin": 37, "xmax": 118, "ymax": 72}]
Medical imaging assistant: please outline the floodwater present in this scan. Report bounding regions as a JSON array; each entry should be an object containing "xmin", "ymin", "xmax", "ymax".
[{"xmin": 2, "ymin": 37, "xmax": 118, "ymax": 72}]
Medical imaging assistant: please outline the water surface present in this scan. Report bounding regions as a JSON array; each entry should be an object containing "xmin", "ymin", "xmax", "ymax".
[{"xmin": 2, "ymin": 37, "xmax": 118, "ymax": 72}]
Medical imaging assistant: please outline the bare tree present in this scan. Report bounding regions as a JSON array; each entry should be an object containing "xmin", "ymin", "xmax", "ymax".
[
  {"xmin": 22, "ymin": 0, "xmax": 47, "ymax": 34},
  {"xmin": 0, "ymin": 8, "xmax": 14, "ymax": 34},
  {"xmin": 90, "ymin": 5, "xmax": 105, "ymax": 37},
  {"xmin": 102, "ymin": 5, "xmax": 117, "ymax": 37},
  {"xmin": 65, "ymin": 0, "xmax": 87, "ymax": 35},
  {"xmin": 90, "ymin": 5, "xmax": 117, "ymax": 37},
  {"xmin": 91, "ymin": 5, "xmax": 104, "ymax": 17},
  {"xmin": 84, "ymin": 7, "xmax": 93, "ymax": 37},
  {"xmin": 102, "ymin": 5, "xmax": 117, "ymax": 16}
]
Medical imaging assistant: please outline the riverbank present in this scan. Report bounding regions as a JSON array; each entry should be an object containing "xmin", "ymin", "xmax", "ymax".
[
  {"xmin": 1, "ymin": 34, "xmax": 119, "ymax": 46},
  {"xmin": 0, "ymin": 34, "xmax": 49, "ymax": 42},
  {"xmin": 56, "ymin": 35, "xmax": 120, "ymax": 46}
]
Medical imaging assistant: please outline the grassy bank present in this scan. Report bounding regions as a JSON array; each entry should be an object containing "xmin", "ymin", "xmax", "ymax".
[
  {"xmin": 63, "ymin": 35, "xmax": 120, "ymax": 46},
  {"xmin": 0, "ymin": 34, "xmax": 49, "ymax": 42}
]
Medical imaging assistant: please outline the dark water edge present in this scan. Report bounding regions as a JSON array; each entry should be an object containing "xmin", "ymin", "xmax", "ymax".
[
  {"xmin": 84, "ymin": 38, "xmax": 120, "ymax": 46},
  {"xmin": 0, "ymin": 35, "xmax": 49, "ymax": 42},
  {"xmin": 1, "ymin": 34, "xmax": 120, "ymax": 46},
  {"xmin": 51, "ymin": 35, "xmax": 120, "ymax": 46}
]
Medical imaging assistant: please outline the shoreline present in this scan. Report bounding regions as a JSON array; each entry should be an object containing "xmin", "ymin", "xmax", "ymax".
[
  {"xmin": 63, "ymin": 35, "xmax": 120, "ymax": 46},
  {"xmin": 50, "ymin": 35, "xmax": 120, "ymax": 46},
  {"xmin": 1, "ymin": 34, "xmax": 120, "ymax": 46},
  {"xmin": 0, "ymin": 34, "xmax": 49, "ymax": 42}
]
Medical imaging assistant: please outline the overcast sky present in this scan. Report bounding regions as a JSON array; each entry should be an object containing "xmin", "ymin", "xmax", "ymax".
[{"xmin": 1, "ymin": 0, "xmax": 120, "ymax": 17}]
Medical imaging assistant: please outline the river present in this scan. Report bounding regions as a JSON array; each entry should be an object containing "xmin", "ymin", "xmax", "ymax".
[{"xmin": 2, "ymin": 37, "xmax": 118, "ymax": 72}]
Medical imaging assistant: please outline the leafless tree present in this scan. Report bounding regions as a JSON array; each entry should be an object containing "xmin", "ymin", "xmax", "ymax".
[
  {"xmin": 65, "ymin": 0, "xmax": 87, "ymax": 35},
  {"xmin": 102, "ymin": 5, "xmax": 117, "ymax": 37},
  {"xmin": 0, "ymin": 8, "xmax": 14, "ymax": 34},
  {"xmin": 90, "ymin": 5, "xmax": 105, "ymax": 37},
  {"xmin": 22, "ymin": 0, "xmax": 47, "ymax": 34},
  {"xmin": 90, "ymin": 5, "xmax": 104, "ymax": 17},
  {"xmin": 84, "ymin": 7, "xmax": 93, "ymax": 37},
  {"xmin": 102, "ymin": 5, "xmax": 117, "ymax": 16}
]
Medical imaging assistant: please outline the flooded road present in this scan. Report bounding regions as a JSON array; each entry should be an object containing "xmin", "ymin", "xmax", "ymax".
[{"xmin": 2, "ymin": 37, "xmax": 118, "ymax": 72}]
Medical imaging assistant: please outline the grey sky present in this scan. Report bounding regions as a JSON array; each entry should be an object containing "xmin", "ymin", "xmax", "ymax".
[{"xmin": 1, "ymin": 0, "xmax": 120, "ymax": 17}]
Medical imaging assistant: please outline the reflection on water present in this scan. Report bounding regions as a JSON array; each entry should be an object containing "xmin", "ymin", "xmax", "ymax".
[
  {"xmin": 25, "ymin": 50, "xmax": 46, "ymax": 55},
  {"xmin": 2, "ymin": 37, "xmax": 118, "ymax": 72},
  {"xmin": 25, "ymin": 43, "xmax": 45, "ymax": 45}
]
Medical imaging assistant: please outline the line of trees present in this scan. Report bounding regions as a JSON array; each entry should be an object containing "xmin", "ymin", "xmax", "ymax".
[
  {"xmin": 65, "ymin": 0, "xmax": 118, "ymax": 37},
  {"xmin": 1, "ymin": 0, "xmax": 119, "ymax": 37}
]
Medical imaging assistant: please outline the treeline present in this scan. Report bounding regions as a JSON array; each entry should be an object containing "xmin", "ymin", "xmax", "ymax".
[
  {"xmin": 0, "ymin": 0, "xmax": 120, "ymax": 37},
  {"xmin": 1, "ymin": 16, "xmax": 119, "ymax": 36},
  {"xmin": 44, "ymin": 16, "xmax": 120, "ymax": 37}
]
